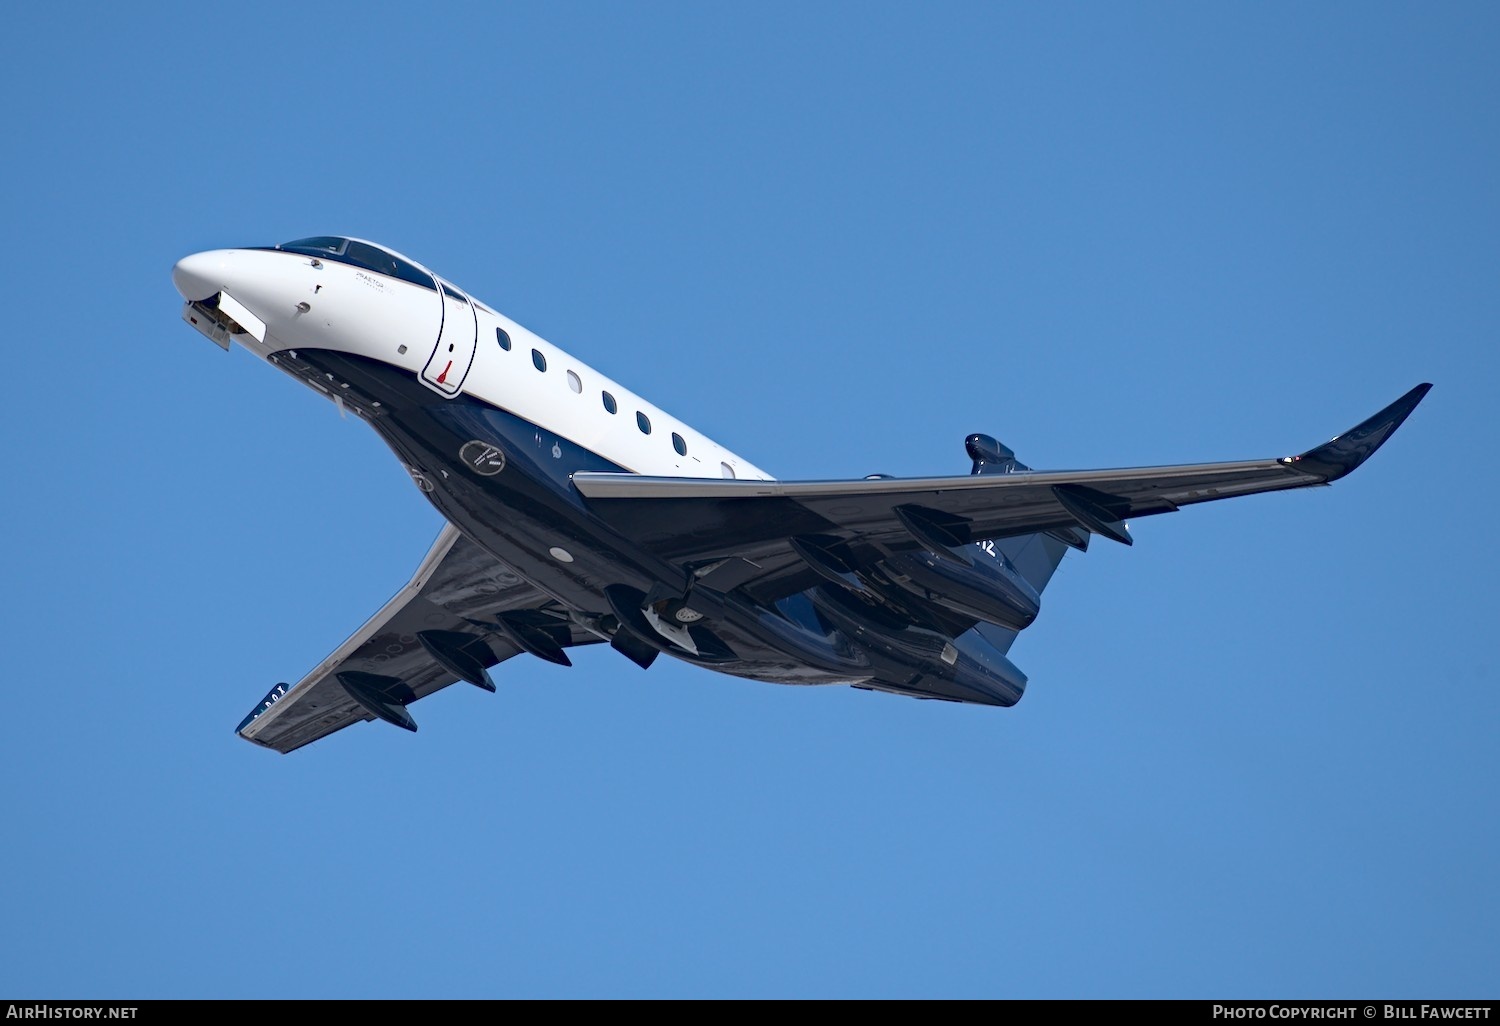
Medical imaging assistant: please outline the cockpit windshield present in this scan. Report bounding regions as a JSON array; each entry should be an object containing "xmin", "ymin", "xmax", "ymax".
[{"xmin": 276, "ymin": 237, "xmax": 434, "ymax": 291}]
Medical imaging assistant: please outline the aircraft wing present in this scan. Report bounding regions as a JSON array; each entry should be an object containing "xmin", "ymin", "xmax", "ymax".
[
  {"xmin": 572, "ymin": 384, "xmax": 1431, "ymax": 604},
  {"xmin": 236, "ymin": 523, "xmax": 600, "ymax": 754}
]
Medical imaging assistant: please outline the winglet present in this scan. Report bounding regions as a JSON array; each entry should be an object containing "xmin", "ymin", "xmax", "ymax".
[{"xmin": 1283, "ymin": 383, "xmax": 1432, "ymax": 482}]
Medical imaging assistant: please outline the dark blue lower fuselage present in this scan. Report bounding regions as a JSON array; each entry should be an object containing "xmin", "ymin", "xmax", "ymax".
[{"xmin": 274, "ymin": 348, "xmax": 1025, "ymax": 705}]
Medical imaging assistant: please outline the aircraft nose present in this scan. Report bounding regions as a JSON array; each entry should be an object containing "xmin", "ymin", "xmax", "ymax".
[{"xmin": 172, "ymin": 250, "xmax": 229, "ymax": 302}]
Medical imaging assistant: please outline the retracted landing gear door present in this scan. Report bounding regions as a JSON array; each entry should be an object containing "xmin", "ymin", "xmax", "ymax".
[{"xmin": 421, "ymin": 280, "xmax": 478, "ymax": 397}]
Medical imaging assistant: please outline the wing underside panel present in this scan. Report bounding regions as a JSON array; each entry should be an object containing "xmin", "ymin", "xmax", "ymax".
[
  {"xmin": 237, "ymin": 525, "xmax": 597, "ymax": 754},
  {"xmin": 572, "ymin": 384, "xmax": 1431, "ymax": 602}
]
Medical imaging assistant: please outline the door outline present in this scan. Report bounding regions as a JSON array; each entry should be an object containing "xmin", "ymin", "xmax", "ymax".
[{"xmin": 420, "ymin": 282, "xmax": 479, "ymax": 397}]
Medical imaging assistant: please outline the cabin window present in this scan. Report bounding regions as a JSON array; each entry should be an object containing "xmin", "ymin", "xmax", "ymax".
[
  {"xmin": 636, "ymin": 412, "xmax": 652, "ymax": 435},
  {"xmin": 721, "ymin": 462, "xmax": 736, "ymax": 479},
  {"xmin": 495, "ymin": 328, "xmax": 511, "ymax": 351},
  {"xmin": 532, "ymin": 349, "xmax": 546, "ymax": 372},
  {"xmin": 566, "ymin": 370, "xmax": 582, "ymax": 393},
  {"xmin": 602, "ymin": 391, "xmax": 617, "ymax": 414},
  {"xmin": 672, "ymin": 432, "xmax": 687, "ymax": 456}
]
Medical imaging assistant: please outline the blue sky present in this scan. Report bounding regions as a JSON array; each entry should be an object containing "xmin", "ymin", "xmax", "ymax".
[{"xmin": 1, "ymin": 2, "xmax": 1495, "ymax": 999}]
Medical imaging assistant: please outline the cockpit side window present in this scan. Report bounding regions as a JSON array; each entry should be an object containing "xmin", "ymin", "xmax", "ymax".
[
  {"xmin": 343, "ymin": 241, "xmax": 400, "ymax": 277},
  {"xmin": 278, "ymin": 236, "xmax": 346, "ymax": 255},
  {"xmin": 274, "ymin": 237, "xmax": 435, "ymax": 291},
  {"xmin": 344, "ymin": 241, "xmax": 435, "ymax": 290}
]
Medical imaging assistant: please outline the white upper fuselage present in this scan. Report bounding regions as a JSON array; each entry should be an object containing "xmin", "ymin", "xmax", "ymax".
[{"xmin": 172, "ymin": 241, "xmax": 774, "ymax": 482}]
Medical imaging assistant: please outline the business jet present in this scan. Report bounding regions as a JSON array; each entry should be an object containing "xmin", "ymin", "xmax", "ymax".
[{"xmin": 172, "ymin": 236, "xmax": 1430, "ymax": 754}]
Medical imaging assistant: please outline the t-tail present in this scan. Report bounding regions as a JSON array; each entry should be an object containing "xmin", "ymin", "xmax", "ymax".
[
  {"xmin": 859, "ymin": 432, "xmax": 1088, "ymax": 707},
  {"xmin": 960, "ymin": 433, "xmax": 1086, "ymax": 657}
]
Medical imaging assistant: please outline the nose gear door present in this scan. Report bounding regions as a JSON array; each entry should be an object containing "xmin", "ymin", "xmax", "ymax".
[{"xmin": 421, "ymin": 281, "xmax": 478, "ymax": 397}]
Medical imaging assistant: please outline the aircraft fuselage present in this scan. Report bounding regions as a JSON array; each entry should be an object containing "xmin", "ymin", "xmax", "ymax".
[{"xmin": 174, "ymin": 239, "xmax": 1030, "ymax": 707}]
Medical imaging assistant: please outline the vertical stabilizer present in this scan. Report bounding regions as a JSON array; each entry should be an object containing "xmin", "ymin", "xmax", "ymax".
[
  {"xmin": 965, "ymin": 432, "xmax": 1082, "ymax": 596},
  {"xmin": 959, "ymin": 433, "xmax": 1081, "ymax": 655}
]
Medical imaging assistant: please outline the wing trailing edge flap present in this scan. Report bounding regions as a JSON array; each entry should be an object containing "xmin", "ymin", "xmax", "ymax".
[
  {"xmin": 572, "ymin": 384, "xmax": 1432, "ymax": 597},
  {"xmin": 236, "ymin": 524, "xmax": 596, "ymax": 754}
]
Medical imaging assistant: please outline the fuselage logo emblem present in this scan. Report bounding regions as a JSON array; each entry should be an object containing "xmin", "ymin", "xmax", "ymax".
[
  {"xmin": 404, "ymin": 465, "xmax": 436, "ymax": 492},
  {"xmin": 461, "ymin": 440, "xmax": 507, "ymax": 476}
]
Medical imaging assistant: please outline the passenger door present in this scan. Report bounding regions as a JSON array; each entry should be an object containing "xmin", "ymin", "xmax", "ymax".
[{"xmin": 421, "ymin": 281, "xmax": 478, "ymax": 397}]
